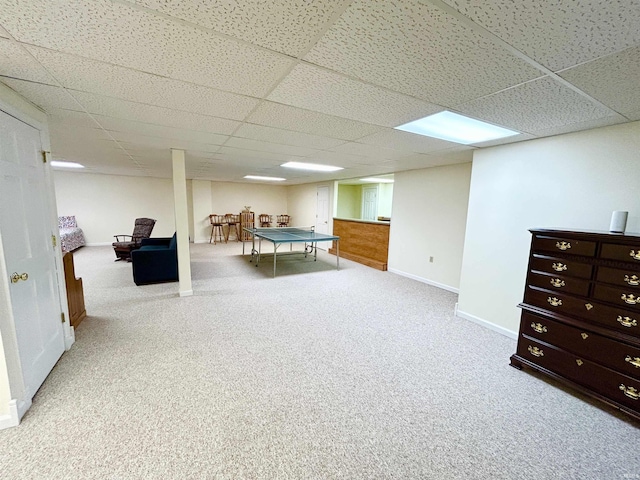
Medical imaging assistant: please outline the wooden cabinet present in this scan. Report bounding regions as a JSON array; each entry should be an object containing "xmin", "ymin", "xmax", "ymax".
[
  {"xmin": 328, "ymin": 218, "xmax": 389, "ymax": 271},
  {"xmin": 511, "ymin": 229, "xmax": 640, "ymax": 420}
]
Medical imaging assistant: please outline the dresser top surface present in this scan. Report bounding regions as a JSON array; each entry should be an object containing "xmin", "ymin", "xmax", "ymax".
[{"xmin": 530, "ymin": 228, "xmax": 640, "ymax": 241}]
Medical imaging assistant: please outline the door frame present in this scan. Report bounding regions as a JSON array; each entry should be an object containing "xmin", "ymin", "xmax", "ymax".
[{"xmin": 0, "ymin": 84, "xmax": 74, "ymax": 429}]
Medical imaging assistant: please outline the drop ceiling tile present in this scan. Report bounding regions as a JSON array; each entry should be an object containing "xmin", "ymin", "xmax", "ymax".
[
  {"xmin": 0, "ymin": 38, "xmax": 56, "ymax": 84},
  {"xmin": 356, "ymin": 128, "xmax": 465, "ymax": 154},
  {"xmin": 133, "ymin": 0, "xmax": 345, "ymax": 57},
  {"xmin": 469, "ymin": 133, "xmax": 535, "ymax": 148},
  {"xmin": 441, "ymin": 0, "xmax": 640, "ymax": 71},
  {"xmin": 268, "ymin": 63, "xmax": 442, "ymax": 127},
  {"xmin": 0, "ymin": 0, "xmax": 294, "ymax": 97},
  {"xmin": 93, "ymin": 116, "xmax": 229, "ymax": 146},
  {"xmin": 328, "ymin": 142, "xmax": 413, "ymax": 161},
  {"xmin": 47, "ymin": 109, "xmax": 97, "ymax": 128},
  {"xmin": 383, "ymin": 150, "xmax": 473, "ymax": 171},
  {"xmin": 235, "ymin": 123, "xmax": 347, "ymax": 150},
  {"xmin": 558, "ymin": 47, "xmax": 640, "ymax": 116},
  {"xmin": 529, "ymin": 115, "xmax": 628, "ymax": 138},
  {"xmin": 224, "ymin": 137, "xmax": 319, "ymax": 157},
  {"xmin": 304, "ymin": 0, "xmax": 542, "ymax": 106},
  {"xmin": 627, "ymin": 111, "xmax": 640, "ymax": 122},
  {"xmin": 61, "ymin": 92, "xmax": 240, "ymax": 135},
  {"xmin": 0, "ymin": 78, "xmax": 80, "ymax": 111},
  {"xmin": 302, "ymin": 150, "xmax": 376, "ymax": 167},
  {"xmin": 112, "ymin": 134, "xmax": 223, "ymax": 153},
  {"xmin": 248, "ymin": 101, "xmax": 384, "ymax": 140},
  {"xmin": 455, "ymin": 76, "xmax": 617, "ymax": 134},
  {"xmin": 216, "ymin": 146, "xmax": 295, "ymax": 164},
  {"xmin": 26, "ymin": 46, "xmax": 260, "ymax": 121}
]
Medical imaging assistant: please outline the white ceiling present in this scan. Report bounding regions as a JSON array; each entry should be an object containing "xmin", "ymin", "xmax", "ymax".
[{"xmin": 0, "ymin": 0, "xmax": 638, "ymax": 185}]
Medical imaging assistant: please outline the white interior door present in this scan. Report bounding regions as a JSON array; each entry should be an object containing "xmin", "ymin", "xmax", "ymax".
[
  {"xmin": 362, "ymin": 185, "xmax": 378, "ymax": 221},
  {"xmin": 315, "ymin": 185, "xmax": 330, "ymax": 249},
  {"xmin": 0, "ymin": 109, "xmax": 65, "ymax": 400}
]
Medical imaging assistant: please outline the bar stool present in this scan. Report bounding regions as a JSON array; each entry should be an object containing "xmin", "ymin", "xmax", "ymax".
[
  {"xmin": 259, "ymin": 214, "xmax": 272, "ymax": 227},
  {"xmin": 277, "ymin": 215, "xmax": 290, "ymax": 227},
  {"xmin": 224, "ymin": 213, "xmax": 240, "ymax": 242},
  {"xmin": 209, "ymin": 214, "xmax": 226, "ymax": 244}
]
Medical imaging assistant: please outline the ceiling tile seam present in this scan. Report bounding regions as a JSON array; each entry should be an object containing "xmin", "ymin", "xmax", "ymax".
[
  {"xmin": 0, "ymin": 32, "xmax": 147, "ymax": 170},
  {"xmin": 110, "ymin": 0, "xmax": 300, "ymax": 63},
  {"xmin": 13, "ymin": 41, "xmax": 265, "ymax": 104},
  {"xmin": 421, "ymin": 0, "xmax": 626, "ymax": 119},
  {"xmin": 554, "ymin": 44, "xmax": 640, "ymax": 75}
]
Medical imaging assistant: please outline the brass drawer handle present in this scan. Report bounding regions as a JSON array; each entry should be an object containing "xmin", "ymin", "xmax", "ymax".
[
  {"xmin": 528, "ymin": 345, "xmax": 544, "ymax": 357},
  {"xmin": 619, "ymin": 384, "xmax": 639, "ymax": 400},
  {"xmin": 530, "ymin": 322, "xmax": 547, "ymax": 334},
  {"xmin": 575, "ymin": 359, "xmax": 583, "ymax": 366},
  {"xmin": 581, "ymin": 332, "xmax": 589, "ymax": 340},
  {"xmin": 547, "ymin": 297, "xmax": 562, "ymax": 307},
  {"xmin": 625, "ymin": 356, "xmax": 640, "ymax": 368},
  {"xmin": 585, "ymin": 303, "xmax": 593, "ymax": 311},
  {"xmin": 624, "ymin": 274, "xmax": 640, "ymax": 286},
  {"xmin": 617, "ymin": 315, "xmax": 638, "ymax": 328},
  {"xmin": 630, "ymin": 250, "xmax": 640, "ymax": 261},
  {"xmin": 621, "ymin": 293, "xmax": 639, "ymax": 305},
  {"xmin": 556, "ymin": 241, "xmax": 571, "ymax": 251},
  {"xmin": 552, "ymin": 262, "xmax": 567, "ymax": 272},
  {"xmin": 550, "ymin": 278, "xmax": 565, "ymax": 288}
]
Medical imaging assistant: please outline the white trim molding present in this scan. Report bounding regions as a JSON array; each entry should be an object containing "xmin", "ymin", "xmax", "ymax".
[
  {"xmin": 0, "ymin": 398, "xmax": 31, "ymax": 430},
  {"xmin": 454, "ymin": 304, "xmax": 518, "ymax": 339},
  {"xmin": 388, "ymin": 268, "xmax": 459, "ymax": 294}
]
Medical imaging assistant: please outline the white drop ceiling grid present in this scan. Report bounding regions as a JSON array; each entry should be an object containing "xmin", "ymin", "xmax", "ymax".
[{"xmin": 0, "ymin": 0, "xmax": 637, "ymax": 184}]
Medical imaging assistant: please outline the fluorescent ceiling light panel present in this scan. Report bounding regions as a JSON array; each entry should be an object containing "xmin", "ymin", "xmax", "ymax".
[
  {"xmin": 281, "ymin": 161, "xmax": 343, "ymax": 172},
  {"xmin": 395, "ymin": 111, "xmax": 519, "ymax": 145},
  {"xmin": 50, "ymin": 161, "xmax": 85, "ymax": 168},
  {"xmin": 244, "ymin": 175, "xmax": 286, "ymax": 181},
  {"xmin": 360, "ymin": 177, "xmax": 394, "ymax": 183}
]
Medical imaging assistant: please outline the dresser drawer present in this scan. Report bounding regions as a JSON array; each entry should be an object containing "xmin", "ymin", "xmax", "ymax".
[
  {"xmin": 528, "ymin": 271, "xmax": 590, "ymax": 296},
  {"xmin": 518, "ymin": 336, "xmax": 640, "ymax": 413},
  {"xmin": 601, "ymin": 243, "xmax": 640, "ymax": 263},
  {"xmin": 532, "ymin": 235, "xmax": 596, "ymax": 257},
  {"xmin": 593, "ymin": 284, "xmax": 640, "ymax": 310},
  {"xmin": 524, "ymin": 286, "xmax": 640, "ymax": 338},
  {"xmin": 530, "ymin": 254, "xmax": 593, "ymax": 279},
  {"xmin": 521, "ymin": 312, "xmax": 640, "ymax": 380},
  {"xmin": 596, "ymin": 266, "xmax": 640, "ymax": 289}
]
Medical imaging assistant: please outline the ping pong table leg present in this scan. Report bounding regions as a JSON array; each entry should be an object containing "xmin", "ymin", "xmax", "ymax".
[
  {"xmin": 313, "ymin": 241, "xmax": 317, "ymax": 261},
  {"xmin": 336, "ymin": 240, "xmax": 340, "ymax": 270}
]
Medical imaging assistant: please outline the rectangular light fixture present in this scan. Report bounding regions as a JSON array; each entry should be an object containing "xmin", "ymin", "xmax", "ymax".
[
  {"xmin": 50, "ymin": 160, "xmax": 85, "ymax": 169},
  {"xmin": 395, "ymin": 110, "xmax": 519, "ymax": 145},
  {"xmin": 281, "ymin": 161, "xmax": 343, "ymax": 172},
  {"xmin": 244, "ymin": 175, "xmax": 286, "ymax": 181},
  {"xmin": 360, "ymin": 177, "xmax": 394, "ymax": 183}
]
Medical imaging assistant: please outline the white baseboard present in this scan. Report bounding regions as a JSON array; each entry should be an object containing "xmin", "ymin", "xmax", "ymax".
[
  {"xmin": 179, "ymin": 289, "xmax": 193, "ymax": 297},
  {"xmin": 85, "ymin": 242, "xmax": 112, "ymax": 247},
  {"xmin": 387, "ymin": 268, "xmax": 459, "ymax": 294},
  {"xmin": 0, "ymin": 398, "xmax": 31, "ymax": 430},
  {"xmin": 64, "ymin": 327, "xmax": 75, "ymax": 350},
  {"xmin": 454, "ymin": 304, "xmax": 518, "ymax": 339}
]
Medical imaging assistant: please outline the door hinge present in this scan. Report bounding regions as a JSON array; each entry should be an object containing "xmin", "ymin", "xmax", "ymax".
[
  {"xmin": 61, "ymin": 312, "xmax": 65, "ymax": 323},
  {"xmin": 42, "ymin": 151, "xmax": 47, "ymax": 163},
  {"xmin": 52, "ymin": 235, "xmax": 57, "ymax": 247}
]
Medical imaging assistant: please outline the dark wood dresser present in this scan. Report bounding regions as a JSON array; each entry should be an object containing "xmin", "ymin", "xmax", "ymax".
[{"xmin": 511, "ymin": 229, "xmax": 640, "ymax": 420}]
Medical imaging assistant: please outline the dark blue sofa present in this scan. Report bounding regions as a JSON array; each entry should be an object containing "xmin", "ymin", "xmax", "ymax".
[{"xmin": 131, "ymin": 233, "xmax": 178, "ymax": 285}]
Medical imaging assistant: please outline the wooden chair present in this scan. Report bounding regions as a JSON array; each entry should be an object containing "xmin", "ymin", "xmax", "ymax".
[
  {"xmin": 259, "ymin": 214, "xmax": 272, "ymax": 227},
  {"xmin": 224, "ymin": 213, "xmax": 240, "ymax": 242},
  {"xmin": 209, "ymin": 214, "xmax": 226, "ymax": 244},
  {"xmin": 112, "ymin": 217, "xmax": 156, "ymax": 261}
]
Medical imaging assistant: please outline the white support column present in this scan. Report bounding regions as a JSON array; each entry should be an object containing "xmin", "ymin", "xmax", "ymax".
[{"xmin": 171, "ymin": 149, "xmax": 193, "ymax": 297}]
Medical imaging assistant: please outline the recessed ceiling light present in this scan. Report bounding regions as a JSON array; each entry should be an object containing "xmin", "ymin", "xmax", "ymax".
[
  {"xmin": 360, "ymin": 177, "xmax": 394, "ymax": 183},
  {"xmin": 281, "ymin": 161, "xmax": 343, "ymax": 172},
  {"xmin": 50, "ymin": 160, "xmax": 85, "ymax": 169},
  {"xmin": 244, "ymin": 175, "xmax": 286, "ymax": 181},
  {"xmin": 395, "ymin": 111, "xmax": 519, "ymax": 145}
]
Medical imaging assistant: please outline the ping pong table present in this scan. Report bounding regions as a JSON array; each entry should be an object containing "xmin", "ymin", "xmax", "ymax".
[{"xmin": 242, "ymin": 226, "xmax": 340, "ymax": 277}]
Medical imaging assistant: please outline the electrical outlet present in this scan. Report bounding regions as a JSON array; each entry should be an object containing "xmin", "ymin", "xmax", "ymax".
[{"xmin": 429, "ymin": 256, "xmax": 434, "ymax": 263}]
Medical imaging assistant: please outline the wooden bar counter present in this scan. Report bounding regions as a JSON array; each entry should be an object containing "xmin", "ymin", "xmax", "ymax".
[{"xmin": 329, "ymin": 218, "xmax": 389, "ymax": 271}]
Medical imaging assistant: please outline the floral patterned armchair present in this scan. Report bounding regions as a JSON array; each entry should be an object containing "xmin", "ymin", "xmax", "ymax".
[{"xmin": 58, "ymin": 216, "xmax": 86, "ymax": 252}]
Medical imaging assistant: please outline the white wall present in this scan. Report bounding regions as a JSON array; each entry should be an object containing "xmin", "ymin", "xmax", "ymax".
[
  {"xmin": 336, "ymin": 184, "xmax": 360, "ymax": 219},
  {"xmin": 191, "ymin": 180, "xmax": 212, "ymax": 243},
  {"xmin": 54, "ymin": 171, "xmax": 176, "ymax": 244},
  {"xmin": 388, "ymin": 163, "xmax": 472, "ymax": 292},
  {"xmin": 378, "ymin": 183, "xmax": 393, "ymax": 218},
  {"xmin": 288, "ymin": 182, "xmax": 334, "ymax": 230},
  {"xmin": 457, "ymin": 120, "xmax": 640, "ymax": 336}
]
